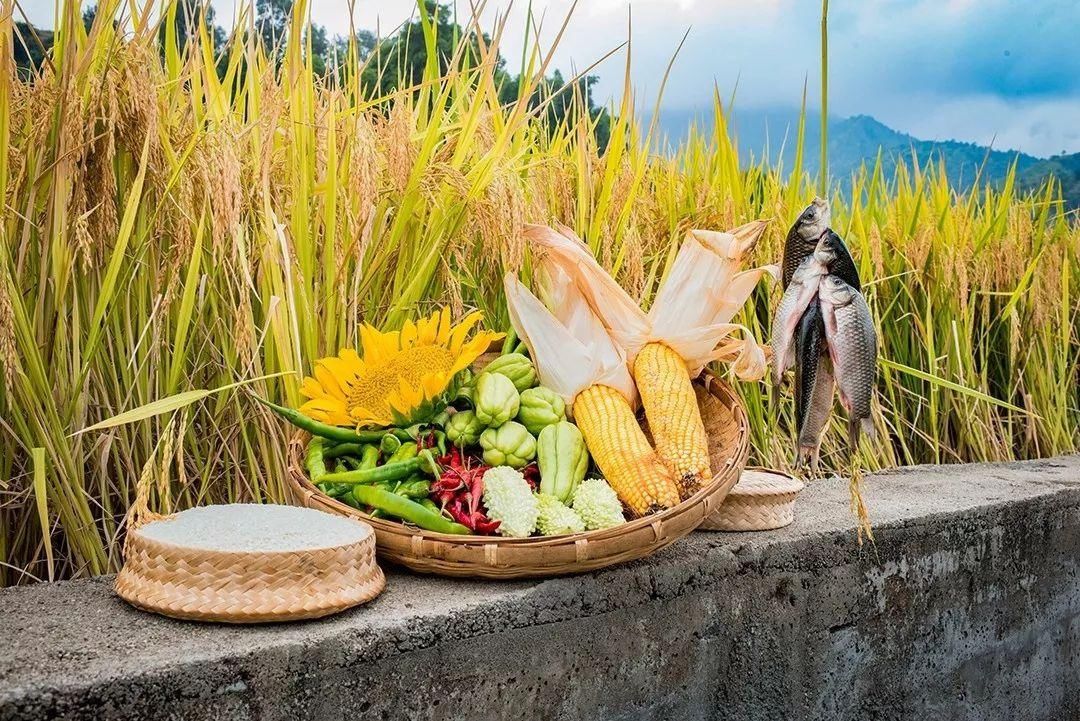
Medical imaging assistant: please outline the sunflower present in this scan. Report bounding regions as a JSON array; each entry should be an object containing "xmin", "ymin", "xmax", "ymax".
[{"xmin": 299, "ymin": 308, "xmax": 503, "ymax": 428}]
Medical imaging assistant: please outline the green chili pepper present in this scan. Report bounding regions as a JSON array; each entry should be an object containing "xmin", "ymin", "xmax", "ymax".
[
  {"xmin": 431, "ymin": 430, "xmax": 448, "ymax": 456},
  {"xmin": 305, "ymin": 438, "xmax": 328, "ymax": 481},
  {"xmin": 380, "ymin": 433, "xmax": 402, "ymax": 457},
  {"xmin": 387, "ymin": 441, "xmax": 418, "ymax": 463},
  {"xmin": 419, "ymin": 498, "xmax": 439, "ymax": 514},
  {"xmin": 395, "ymin": 478, "xmax": 431, "ymax": 500},
  {"xmin": 319, "ymin": 455, "xmax": 426, "ymax": 486},
  {"xmin": 256, "ymin": 397, "xmax": 408, "ymax": 443},
  {"xmin": 324, "ymin": 442, "xmax": 365, "ymax": 460},
  {"xmin": 352, "ymin": 485, "xmax": 470, "ymax": 534},
  {"xmin": 501, "ymin": 326, "xmax": 518, "ymax": 355},
  {"xmin": 341, "ymin": 457, "xmax": 361, "ymax": 470},
  {"xmin": 359, "ymin": 444, "xmax": 380, "ymax": 469}
]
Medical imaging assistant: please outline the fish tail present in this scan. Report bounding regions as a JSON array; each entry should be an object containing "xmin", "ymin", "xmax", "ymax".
[
  {"xmin": 795, "ymin": 444, "xmax": 822, "ymax": 478},
  {"xmin": 860, "ymin": 417, "xmax": 876, "ymax": 442},
  {"xmin": 846, "ymin": 419, "xmax": 862, "ymax": 458}
]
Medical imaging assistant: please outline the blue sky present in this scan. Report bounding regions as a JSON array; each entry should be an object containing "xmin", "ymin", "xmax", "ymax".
[{"xmin": 19, "ymin": 0, "xmax": 1080, "ymax": 156}]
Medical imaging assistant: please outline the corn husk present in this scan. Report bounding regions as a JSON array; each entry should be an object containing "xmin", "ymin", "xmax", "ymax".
[
  {"xmin": 504, "ymin": 273, "xmax": 638, "ymax": 408},
  {"xmin": 525, "ymin": 223, "xmax": 775, "ymax": 380}
]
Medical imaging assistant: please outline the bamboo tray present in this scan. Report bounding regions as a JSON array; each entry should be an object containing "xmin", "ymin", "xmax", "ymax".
[
  {"xmin": 115, "ymin": 505, "xmax": 385, "ymax": 623},
  {"xmin": 698, "ymin": 467, "xmax": 804, "ymax": 532},
  {"xmin": 285, "ymin": 373, "xmax": 749, "ymax": 579}
]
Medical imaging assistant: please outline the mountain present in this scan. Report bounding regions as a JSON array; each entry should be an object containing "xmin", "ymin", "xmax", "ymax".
[
  {"xmin": 650, "ymin": 107, "xmax": 1068, "ymax": 202},
  {"xmin": 1018, "ymin": 153, "xmax": 1080, "ymax": 208}
]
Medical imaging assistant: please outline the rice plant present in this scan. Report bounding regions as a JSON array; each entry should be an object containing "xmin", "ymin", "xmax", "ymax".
[{"xmin": 0, "ymin": 0, "xmax": 1076, "ymax": 584}]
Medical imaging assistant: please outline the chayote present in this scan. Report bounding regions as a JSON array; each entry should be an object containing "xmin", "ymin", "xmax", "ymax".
[
  {"xmin": 482, "ymin": 353, "xmax": 538, "ymax": 393},
  {"xmin": 445, "ymin": 410, "xmax": 485, "ymax": 448},
  {"xmin": 479, "ymin": 422, "xmax": 537, "ymax": 469},
  {"xmin": 473, "ymin": 372, "xmax": 520, "ymax": 427},
  {"xmin": 516, "ymin": 386, "xmax": 567, "ymax": 435},
  {"xmin": 537, "ymin": 421, "xmax": 589, "ymax": 502}
]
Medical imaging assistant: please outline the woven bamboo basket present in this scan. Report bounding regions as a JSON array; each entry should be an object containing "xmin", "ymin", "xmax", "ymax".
[
  {"xmin": 285, "ymin": 372, "xmax": 749, "ymax": 579},
  {"xmin": 115, "ymin": 506, "xmax": 385, "ymax": 623},
  {"xmin": 698, "ymin": 467, "xmax": 804, "ymax": 532}
]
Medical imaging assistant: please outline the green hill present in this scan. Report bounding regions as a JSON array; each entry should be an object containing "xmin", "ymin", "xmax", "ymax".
[
  {"xmin": 1018, "ymin": 153, "xmax": 1080, "ymax": 208},
  {"xmin": 654, "ymin": 108, "xmax": 1074, "ymax": 205}
]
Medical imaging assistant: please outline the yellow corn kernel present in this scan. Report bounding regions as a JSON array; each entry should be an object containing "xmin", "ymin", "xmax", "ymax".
[
  {"xmin": 633, "ymin": 342, "xmax": 712, "ymax": 499},
  {"xmin": 572, "ymin": 384, "xmax": 680, "ymax": 517}
]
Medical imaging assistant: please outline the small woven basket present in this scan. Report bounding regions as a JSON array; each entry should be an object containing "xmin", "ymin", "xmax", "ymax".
[
  {"xmin": 285, "ymin": 373, "xmax": 750, "ymax": 579},
  {"xmin": 115, "ymin": 506, "xmax": 385, "ymax": 623},
  {"xmin": 698, "ymin": 467, "xmax": 804, "ymax": 532}
]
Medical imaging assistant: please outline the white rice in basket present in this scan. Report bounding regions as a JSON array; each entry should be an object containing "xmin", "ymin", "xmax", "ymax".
[{"xmin": 136, "ymin": 504, "xmax": 368, "ymax": 552}]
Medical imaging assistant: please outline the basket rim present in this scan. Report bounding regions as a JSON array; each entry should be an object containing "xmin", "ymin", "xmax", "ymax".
[
  {"xmin": 728, "ymin": 466, "xmax": 805, "ymax": 497},
  {"xmin": 129, "ymin": 511, "xmax": 376, "ymax": 558},
  {"xmin": 285, "ymin": 372, "xmax": 749, "ymax": 547}
]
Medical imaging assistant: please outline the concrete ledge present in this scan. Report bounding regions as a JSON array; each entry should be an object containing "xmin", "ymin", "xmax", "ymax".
[{"xmin": 2, "ymin": 456, "xmax": 1079, "ymax": 721}]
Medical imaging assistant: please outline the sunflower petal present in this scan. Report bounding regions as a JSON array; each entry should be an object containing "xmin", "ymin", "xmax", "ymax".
[
  {"xmin": 436, "ymin": 307, "xmax": 452, "ymax": 345},
  {"xmin": 448, "ymin": 311, "xmax": 483, "ymax": 354}
]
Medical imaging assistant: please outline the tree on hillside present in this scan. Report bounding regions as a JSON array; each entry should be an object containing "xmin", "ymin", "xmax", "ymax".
[
  {"xmin": 359, "ymin": 1, "xmax": 498, "ymax": 95},
  {"xmin": 161, "ymin": 0, "xmax": 227, "ymax": 57},
  {"xmin": 359, "ymin": 2, "xmax": 611, "ymax": 149}
]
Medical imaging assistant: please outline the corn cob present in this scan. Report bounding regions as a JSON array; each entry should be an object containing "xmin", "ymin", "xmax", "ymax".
[
  {"xmin": 572, "ymin": 384, "xmax": 680, "ymax": 517},
  {"xmin": 633, "ymin": 342, "xmax": 712, "ymax": 499}
]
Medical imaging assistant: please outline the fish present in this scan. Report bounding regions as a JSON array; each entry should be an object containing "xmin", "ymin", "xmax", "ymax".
[
  {"xmin": 770, "ymin": 230, "xmax": 851, "ymax": 383},
  {"xmin": 770, "ymin": 254, "xmax": 828, "ymax": 384},
  {"xmin": 793, "ymin": 302, "xmax": 834, "ymax": 474},
  {"xmin": 815, "ymin": 229, "xmax": 861, "ymax": 291},
  {"xmin": 818, "ymin": 274, "xmax": 877, "ymax": 453},
  {"xmin": 781, "ymin": 197, "xmax": 830, "ymax": 288}
]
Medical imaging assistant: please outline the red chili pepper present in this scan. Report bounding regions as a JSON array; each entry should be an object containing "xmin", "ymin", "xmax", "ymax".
[
  {"xmin": 431, "ymin": 447, "xmax": 497, "ymax": 534},
  {"xmin": 521, "ymin": 462, "xmax": 540, "ymax": 490}
]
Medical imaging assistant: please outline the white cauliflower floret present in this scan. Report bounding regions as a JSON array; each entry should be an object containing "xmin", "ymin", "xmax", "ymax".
[
  {"xmin": 571, "ymin": 478, "xmax": 625, "ymax": 530},
  {"xmin": 482, "ymin": 466, "xmax": 540, "ymax": 537},
  {"xmin": 536, "ymin": 493, "xmax": 585, "ymax": 536}
]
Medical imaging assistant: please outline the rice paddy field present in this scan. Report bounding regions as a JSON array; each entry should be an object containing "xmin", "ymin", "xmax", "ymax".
[{"xmin": 1, "ymin": 0, "xmax": 1077, "ymax": 584}]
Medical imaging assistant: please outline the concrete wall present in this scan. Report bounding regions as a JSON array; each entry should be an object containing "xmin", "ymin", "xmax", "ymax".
[{"xmin": 1, "ymin": 456, "xmax": 1078, "ymax": 721}]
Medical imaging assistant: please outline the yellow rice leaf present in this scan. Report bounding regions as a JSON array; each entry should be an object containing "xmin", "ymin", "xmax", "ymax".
[
  {"xmin": 31, "ymin": 448, "xmax": 54, "ymax": 582},
  {"xmin": 73, "ymin": 372, "xmax": 294, "ymax": 435}
]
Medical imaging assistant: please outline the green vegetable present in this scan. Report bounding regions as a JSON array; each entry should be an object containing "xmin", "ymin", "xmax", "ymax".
[
  {"xmin": 537, "ymin": 421, "xmax": 588, "ymax": 502},
  {"xmin": 305, "ymin": 438, "xmax": 328, "ymax": 481},
  {"xmin": 352, "ymin": 485, "xmax": 470, "ymax": 534},
  {"xmin": 394, "ymin": 478, "xmax": 431, "ymax": 500},
  {"xmin": 359, "ymin": 444, "xmax": 380, "ymax": 469},
  {"xmin": 388, "ymin": 441, "xmax": 418, "ymax": 463},
  {"xmin": 571, "ymin": 479, "xmax": 625, "ymax": 530},
  {"xmin": 446, "ymin": 410, "xmax": 484, "ymax": 447},
  {"xmin": 419, "ymin": 498, "xmax": 440, "ymax": 513},
  {"xmin": 482, "ymin": 466, "xmax": 540, "ymax": 537},
  {"xmin": 454, "ymin": 369, "xmax": 476, "ymax": 406},
  {"xmin": 479, "ymin": 422, "xmax": 536, "ymax": 469},
  {"xmin": 501, "ymin": 325, "xmax": 518, "ymax": 355},
  {"xmin": 380, "ymin": 433, "xmax": 402, "ymax": 457},
  {"xmin": 319, "ymin": 455, "xmax": 427, "ymax": 486},
  {"xmin": 256, "ymin": 397, "xmax": 408, "ymax": 443},
  {"xmin": 536, "ymin": 493, "xmax": 585, "ymax": 535},
  {"xmin": 516, "ymin": 387, "xmax": 567, "ymax": 435},
  {"xmin": 323, "ymin": 442, "xmax": 365, "ymax": 460},
  {"xmin": 482, "ymin": 353, "xmax": 537, "ymax": 392},
  {"xmin": 473, "ymin": 372, "xmax": 520, "ymax": 427}
]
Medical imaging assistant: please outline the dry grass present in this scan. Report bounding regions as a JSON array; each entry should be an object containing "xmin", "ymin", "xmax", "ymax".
[{"xmin": 0, "ymin": 0, "xmax": 1076, "ymax": 584}]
